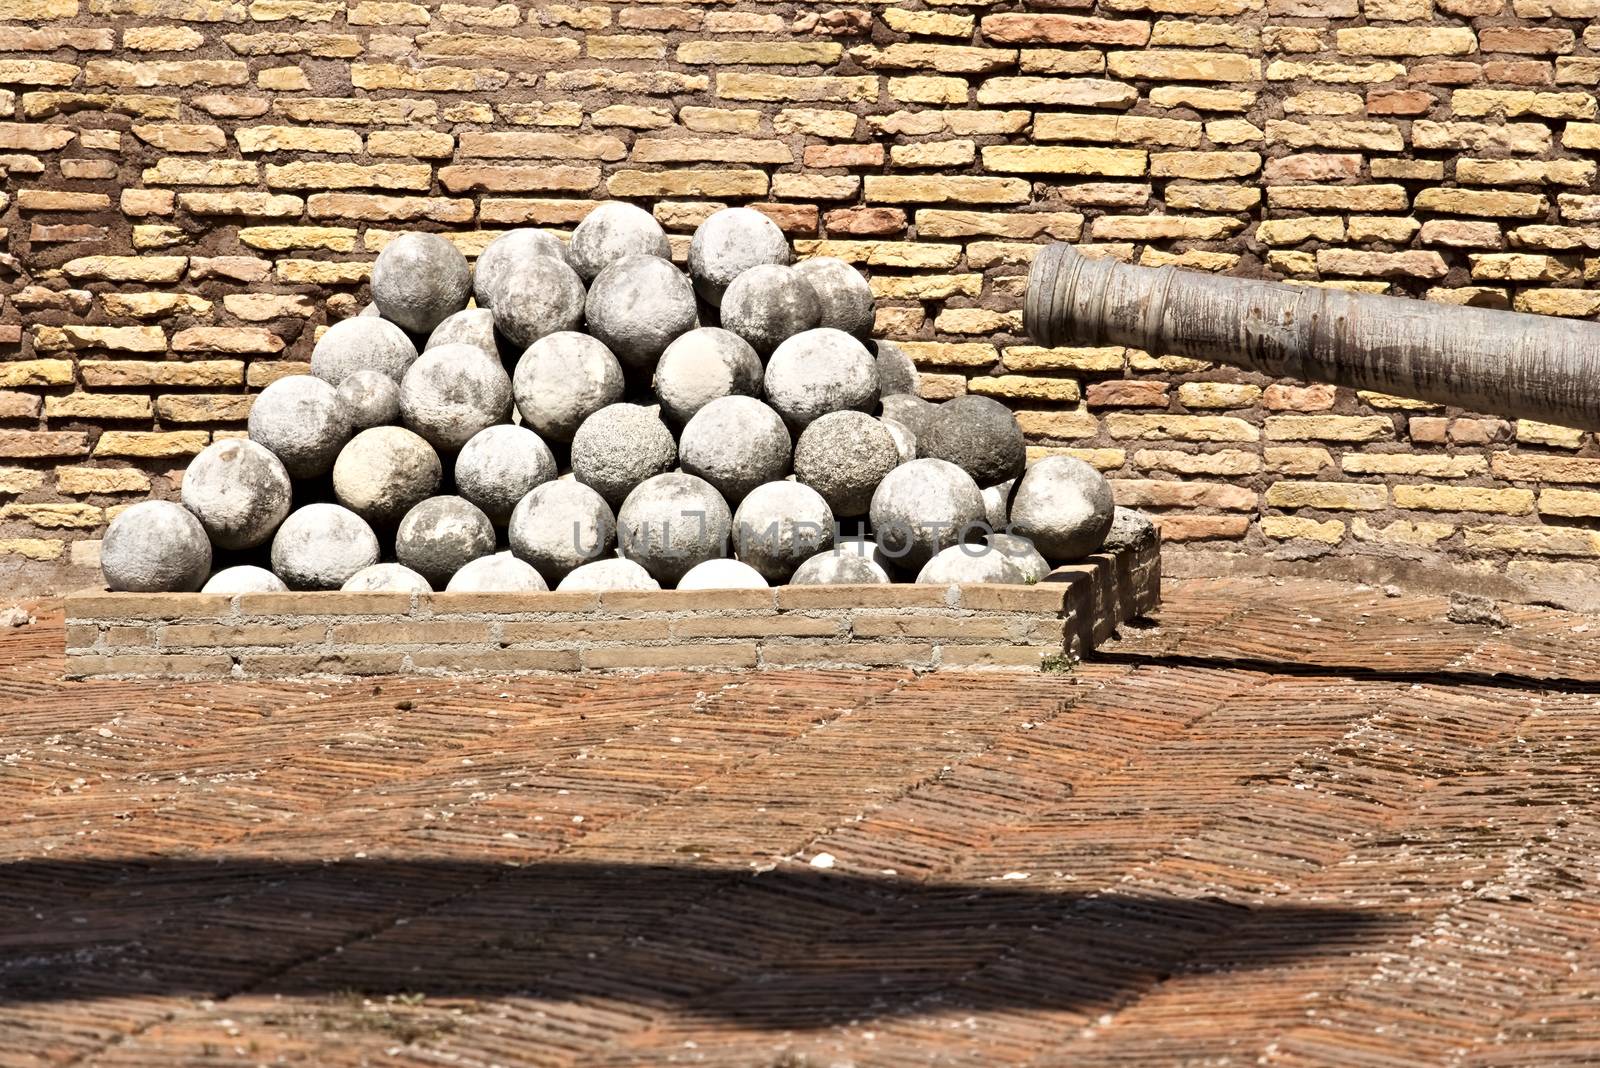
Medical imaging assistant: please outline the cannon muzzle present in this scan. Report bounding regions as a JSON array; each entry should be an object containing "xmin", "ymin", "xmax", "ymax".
[{"xmin": 1025, "ymin": 243, "xmax": 1600, "ymax": 431}]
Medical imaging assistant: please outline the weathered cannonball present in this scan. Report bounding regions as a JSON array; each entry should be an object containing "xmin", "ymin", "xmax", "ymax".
[
  {"xmin": 568, "ymin": 202, "xmax": 671, "ymax": 283},
  {"xmin": 688, "ymin": 206, "xmax": 791, "ymax": 307},
  {"xmin": 474, "ymin": 228, "xmax": 569, "ymax": 308},
  {"xmin": 793, "ymin": 410, "xmax": 900, "ymax": 518},
  {"xmin": 446, "ymin": 552, "xmax": 549, "ymax": 593},
  {"xmin": 790, "ymin": 548, "xmax": 891, "ymax": 586},
  {"xmin": 918, "ymin": 395, "xmax": 1026, "ymax": 487},
  {"xmin": 454, "ymin": 424, "xmax": 556, "ymax": 525},
  {"xmin": 371, "ymin": 232, "xmax": 471, "ymax": 335},
  {"xmin": 101, "ymin": 500, "xmax": 211, "ymax": 593},
  {"xmin": 982, "ymin": 478, "xmax": 1014, "ymax": 531},
  {"xmin": 395, "ymin": 495, "xmax": 497, "ymax": 588},
  {"xmin": 335, "ymin": 369, "xmax": 402, "ymax": 431},
  {"xmin": 570, "ymin": 402, "xmax": 677, "ymax": 508},
  {"xmin": 492, "ymin": 255, "xmax": 586, "ymax": 351},
  {"xmin": 915, "ymin": 543, "xmax": 1027, "ymax": 586},
  {"xmin": 719, "ymin": 264, "xmax": 821, "ymax": 356},
  {"xmin": 987, "ymin": 532, "xmax": 1050, "ymax": 584},
  {"xmin": 270, "ymin": 502, "xmax": 380, "ymax": 590},
  {"xmin": 795, "ymin": 257, "xmax": 874, "ymax": 337},
  {"xmin": 248, "ymin": 374, "xmax": 352, "ymax": 479},
  {"xmin": 555, "ymin": 557, "xmax": 659, "ymax": 593},
  {"xmin": 1102, "ymin": 505, "xmax": 1157, "ymax": 554},
  {"xmin": 732, "ymin": 480, "xmax": 835, "ymax": 584},
  {"xmin": 1008, "ymin": 456, "xmax": 1116, "ymax": 563},
  {"xmin": 201, "ymin": 565, "xmax": 286, "ymax": 595},
  {"xmin": 332, "ymin": 425, "xmax": 442, "ymax": 526},
  {"xmin": 652, "ymin": 327, "xmax": 762, "ymax": 426},
  {"xmin": 311, "ymin": 316, "xmax": 419, "ymax": 387},
  {"xmin": 874, "ymin": 340, "xmax": 921, "ymax": 398},
  {"xmin": 764, "ymin": 327, "xmax": 879, "ymax": 429},
  {"xmin": 508, "ymin": 480, "xmax": 616, "ymax": 584},
  {"xmin": 616, "ymin": 472, "xmax": 733, "ymax": 587},
  {"xmin": 398, "ymin": 343, "xmax": 513, "ymax": 452},
  {"xmin": 180, "ymin": 438, "xmax": 292, "ymax": 551},
  {"xmin": 678, "ymin": 395, "xmax": 791, "ymax": 505},
  {"xmin": 869, "ymin": 458, "xmax": 986, "ymax": 572},
  {"xmin": 341, "ymin": 563, "xmax": 431, "ymax": 593},
  {"xmin": 880, "ymin": 392, "xmax": 937, "ymax": 440},
  {"xmin": 513, "ymin": 331, "xmax": 625, "ymax": 443},
  {"xmin": 585, "ymin": 254, "xmax": 698, "ymax": 370},
  {"xmin": 677, "ymin": 558, "xmax": 769, "ymax": 591},
  {"xmin": 425, "ymin": 308, "xmax": 501, "ymax": 361},
  {"xmin": 882, "ymin": 418, "xmax": 917, "ymax": 465}
]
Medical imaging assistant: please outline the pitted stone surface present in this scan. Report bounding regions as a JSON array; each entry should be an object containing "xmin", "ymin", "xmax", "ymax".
[
  {"xmin": 446, "ymin": 552, "xmax": 549, "ymax": 593},
  {"xmin": 795, "ymin": 257, "xmax": 874, "ymax": 338},
  {"xmin": 570, "ymin": 403, "xmax": 678, "ymax": 509},
  {"xmin": 335, "ymin": 369, "xmax": 403, "ymax": 432},
  {"xmin": 509, "ymin": 480, "xmax": 617, "ymax": 585},
  {"xmin": 395, "ymin": 495, "xmax": 496, "ymax": 588},
  {"xmin": 513, "ymin": 331, "xmax": 627, "ymax": 443},
  {"xmin": 311, "ymin": 316, "xmax": 419, "ymax": 387},
  {"xmin": 491, "ymin": 255, "xmax": 587, "ymax": 351},
  {"xmin": 371, "ymin": 232, "xmax": 471, "ymax": 335},
  {"xmin": 652, "ymin": 327, "xmax": 763, "ymax": 426},
  {"xmin": 474, "ymin": 228, "xmax": 570, "ymax": 309},
  {"xmin": 248, "ymin": 374, "xmax": 353, "ymax": 480},
  {"xmin": 793, "ymin": 410, "xmax": 900, "ymax": 518},
  {"xmin": 617, "ymin": 472, "xmax": 734, "ymax": 587},
  {"xmin": 764, "ymin": 327, "xmax": 879, "ymax": 428},
  {"xmin": 678, "ymin": 395, "xmax": 791, "ymax": 506},
  {"xmin": 454, "ymin": 424, "xmax": 556, "ymax": 526},
  {"xmin": 180, "ymin": 439, "xmax": 292, "ymax": 551},
  {"xmin": 918, "ymin": 395, "xmax": 1026, "ymax": 487},
  {"xmin": 719, "ymin": 264, "xmax": 821, "ymax": 356},
  {"xmin": 340, "ymin": 563, "xmax": 431, "ymax": 593},
  {"xmin": 399, "ymin": 343, "xmax": 514, "ymax": 452},
  {"xmin": 569, "ymin": 202, "xmax": 671, "ymax": 283},
  {"xmin": 870, "ymin": 458, "xmax": 986, "ymax": 573},
  {"xmin": 332, "ymin": 425, "xmax": 443, "ymax": 527},
  {"xmin": 585, "ymin": 254, "xmax": 699, "ymax": 370},
  {"xmin": 732, "ymin": 480, "xmax": 835, "ymax": 584},
  {"xmin": 1009, "ymin": 455, "xmax": 1116, "ymax": 564},
  {"xmin": 556, "ymin": 556, "xmax": 660, "ymax": 592},
  {"xmin": 100, "ymin": 500, "xmax": 211, "ymax": 593},
  {"xmin": 270, "ymin": 502, "xmax": 380, "ymax": 591},
  {"xmin": 689, "ymin": 206, "xmax": 791, "ymax": 307}
]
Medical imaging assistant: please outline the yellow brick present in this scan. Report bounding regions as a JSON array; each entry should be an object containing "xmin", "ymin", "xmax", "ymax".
[
  {"xmin": 679, "ymin": 41, "xmax": 841, "ymax": 65},
  {"xmin": 981, "ymin": 145, "xmax": 1147, "ymax": 176},
  {"xmin": 93, "ymin": 430, "xmax": 210, "ymax": 458},
  {"xmin": 1415, "ymin": 188, "xmax": 1548, "ymax": 218},
  {"xmin": 1537, "ymin": 488, "xmax": 1600, "ymax": 517},
  {"xmin": 0, "ymin": 502, "xmax": 102, "ymax": 528},
  {"xmin": 1342, "ymin": 454, "xmax": 1485, "ymax": 477},
  {"xmin": 1351, "ymin": 517, "xmax": 1454, "ymax": 545},
  {"xmin": 1034, "ymin": 112, "xmax": 1202, "ymax": 147},
  {"xmin": 1264, "ymin": 415, "xmax": 1393, "ymax": 442},
  {"xmin": 1261, "ymin": 516, "xmax": 1345, "ymax": 542},
  {"xmin": 715, "ymin": 73, "xmax": 876, "ymax": 103},
  {"xmin": 1106, "ymin": 50, "xmax": 1260, "ymax": 81},
  {"xmin": 1517, "ymin": 419, "xmax": 1585, "ymax": 448},
  {"xmin": 967, "ymin": 375, "xmax": 1081, "ymax": 403},
  {"xmin": 1336, "ymin": 26, "xmax": 1476, "ymax": 54},
  {"xmin": 0, "ymin": 538, "xmax": 65, "ymax": 561},
  {"xmin": 865, "ymin": 175, "xmax": 1031, "ymax": 204},
  {"xmin": 1176, "ymin": 382, "xmax": 1260, "ymax": 408},
  {"xmin": 1265, "ymin": 480, "xmax": 1388, "ymax": 510},
  {"xmin": 887, "ymin": 76, "xmax": 969, "ymax": 104},
  {"xmin": 1106, "ymin": 414, "xmax": 1259, "ymax": 442},
  {"xmin": 236, "ymin": 124, "xmax": 362, "ymax": 153},
  {"xmin": 1393, "ymin": 485, "xmax": 1535, "ymax": 513},
  {"xmin": 0, "ymin": 359, "xmax": 75, "ymax": 387},
  {"xmin": 1464, "ymin": 524, "xmax": 1600, "ymax": 556}
]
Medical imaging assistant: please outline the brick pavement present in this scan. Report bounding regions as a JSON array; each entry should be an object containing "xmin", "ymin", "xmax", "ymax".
[{"xmin": 1, "ymin": 577, "xmax": 1597, "ymax": 1066}]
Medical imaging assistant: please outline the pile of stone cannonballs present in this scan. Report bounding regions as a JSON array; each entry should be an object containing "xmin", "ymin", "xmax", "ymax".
[{"xmin": 99, "ymin": 203, "xmax": 1120, "ymax": 596}]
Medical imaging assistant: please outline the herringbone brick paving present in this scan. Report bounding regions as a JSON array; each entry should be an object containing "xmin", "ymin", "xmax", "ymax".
[{"xmin": 1, "ymin": 578, "xmax": 1597, "ymax": 1067}]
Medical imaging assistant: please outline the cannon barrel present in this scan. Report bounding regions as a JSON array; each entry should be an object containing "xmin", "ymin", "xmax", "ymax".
[{"xmin": 1025, "ymin": 243, "xmax": 1600, "ymax": 431}]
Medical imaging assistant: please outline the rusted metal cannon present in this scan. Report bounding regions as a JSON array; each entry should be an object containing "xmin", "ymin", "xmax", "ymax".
[{"xmin": 1024, "ymin": 243, "xmax": 1600, "ymax": 431}]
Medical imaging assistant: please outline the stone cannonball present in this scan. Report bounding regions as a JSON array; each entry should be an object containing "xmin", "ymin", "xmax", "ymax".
[
  {"xmin": 651, "ymin": 327, "xmax": 762, "ymax": 426},
  {"xmin": 395, "ymin": 495, "xmax": 497, "ymax": 588},
  {"xmin": 719, "ymin": 264, "xmax": 821, "ymax": 356},
  {"xmin": 454, "ymin": 424, "xmax": 556, "ymax": 526},
  {"xmin": 789, "ymin": 548, "xmax": 891, "ymax": 586},
  {"xmin": 915, "ymin": 543, "xmax": 1027, "ymax": 586},
  {"xmin": 677, "ymin": 558, "xmax": 769, "ymax": 591},
  {"xmin": 882, "ymin": 418, "xmax": 917, "ymax": 465},
  {"xmin": 677, "ymin": 395, "xmax": 791, "ymax": 506},
  {"xmin": 794, "ymin": 257, "xmax": 874, "ymax": 338},
  {"xmin": 568, "ymin": 202, "xmax": 671, "ymax": 283},
  {"xmin": 270, "ymin": 502, "xmax": 380, "ymax": 590},
  {"xmin": 335, "ymin": 369, "xmax": 402, "ymax": 432},
  {"xmin": 987, "ymin": 532, "xmax": 1051, "ymax": 584},
  {"xmin": 868, "ymin": 458, "xmax": 986, "ymax": 573},
  {"xmin": 311, "ymin": 316, "xmax": 419, "ymax": 387},
  {"xmin": 398, "ymin": 343, "xmax": 513, "ymax": 452},
  {"xmin": 425, "ymin": 308, "xmax": 503, "ymax": 362},
  {"xmin": 584, "ymin": 254, "xmax": 698, "ymax": 370},
  {"xmin": 332, "ymin": 425, "xmax": 443, "ymax": 527},
  {"xmin": 918, "ymin": 395, "xmax": 1027, "ymax": 487},
  {"xmin": 1009, "ymin": 456, "xmax": 1116, "ymax": 563},
  {"xmin": 474, "ymin": 228, "xmax": 569, "ymax": 309},
  {"xmin": 247, "ymin": 374, "xmax": 353, "ymax": 479},
  {"xmin": 201, "ymin": 565, "xmax": 286, "ymax": 595},
  {"xmin": 100, "ymin": 500, "xmax": 212, "ymax": 593},
  {"xmin": 793, "ymin": 410, "xmax": 900, "ymax": 518},
  {"xmin": 370, "ymin": 232, "xmax": 471, "ymax": 335},
  {"xmin": 1102, "ymin": 505, "xmax": 1158, "ymax": 555},
  {"xmin": 508, "ymin": 480, "xmax": 616, "ymax": 585},
  {"xmin": 617, "ymin": 472, "xmax": 733, "ymax": 587},
  {"xmin": 341, "ymin": 563, "xmax": 431, "ymax": 594},
  {"xmin": 874, "ymin": 340, "xmax": 921, "ymax": 399},
  {"xmin": 180, "ymin": 438, "xmax": 292, "ymax": 551},
  {"xmin": 982, "ymin": 478, "xmax": 1015, "ymax": 531},
  {"xmin": 880, "ymin": 393, "xmax": 937, "ymax": 441},
  {"xmin": 763, "ymin": 327, "xmax": 880, "ymax": 428},
  {"xmin": 512, "ymin": 331, "xmax": 626, "ymax": 443},
  {"xmin": 688, "ymin": 206, "xmax": 791, "ymax": 307},
  {"xmin": 570, "ymin": 402, "xmax": 677, "ymax": 509},
  {"xmin": 491, "ymin": 254, "xmax": 587, "ymax": 351},
  {"xmin": 446, "ymin": 552, "xmax": 549, "ymax": 593},
  {"xmin": 555, "ymin": 557, "xmax": 660, "ymax": 593},
  {"xmin": 732, "ymin": 480, "xmax": 835, "ymax": 584}
]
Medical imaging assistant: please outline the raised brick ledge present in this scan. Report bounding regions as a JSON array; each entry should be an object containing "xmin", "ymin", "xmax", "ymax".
[{"xmin": 63, "ymin": 537, "xmax": 1158, "ymax": 679}]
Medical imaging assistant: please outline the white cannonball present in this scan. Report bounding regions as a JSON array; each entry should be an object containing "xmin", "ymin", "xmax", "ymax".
[
  {"xmin": 584, "ymin": 254, "xmax": 698, "ymax": 370},
  {"xmin": 395, "ymin": 495, "xmax": 497, "ymax": 588},
  {"xmin": 651, "ymin": 327, "xmax": 762, "ymax": 426},
  {"xmin": 688, "ymin": 206, "xmax": 790, "ymax": 307},
  {"xmin": 248, "ymin": 374, "xmax": 352, "ymax": 479},
  {"xmin": 790, "ymin": 549, "xmax": 891, "ymax": 586},
  {"xmin": 915, "ymin": 543, "xmax": 1027, "ymax": 586},
  {"xmin": 882, "ymin": 418, "xmax": 917, "ymax": 464},
  {"xmin": 868, "ymin": 458, "xmax": 986, "ymax": 573},
  {"xmin": 1008, "ymin": 456, "xmax": 1116, "ymax": 563},
  {"xmin": 454, "ymin": 424, "xmax": 556, "ymax": 526},
  {"xmin": 446, "ymin": 552, "xmax": 549, "ymax": 593},
  {"xmin": 270, "ymin": 503, "xmax": 380, "ymax": 590},
  {"xmin": 398, "ymin": 343, "xmax": 513, "ymax": 452},
  {"xmin": 617, "ymin": 472, "xmax": 733, "ymax": 587},
  {"xmin": 512, "ymin": 331, "xmax": 625, "ymax": 442},
  {"xmin": 371, "ymin": 232, "xmax": 471, "ymax": 335},
  {"xmin": 719, "ymin": 264, "xmax": 821, "ymax": 356},
  {"xmin": 201, "ymin": 565, "xmax": 286, "ymax": 594},
  {"xmin": 310, "ymin": 316, "xmax": 418, "ymax": 387},
  {"xmin": 677, "ymin": 558, "xmax": 769, "ymax": 591},
  {"xmin": 982, "ymin": 479, "xmax": 1014, "ymax": 531},
  {"xmin": 100, "ymin": 500, "xmax": 211, "ymax": 593},
  {"xmin": 509, "ymin": 480, "xmax": 616, "ymax": 584},
  {"xmin": 335, "ymin": 369, "xmax": 402, "ymax": 431},
  {"xmin": 795, "ymin": 257, "xmax": 874, "ymax": 337},
  {"xmin": 341, "ymin": 563, "xmax": 431, "ymax": 593},
  {"xmin": 425, "ymin": 308, "xmax": 502, "ymax": 362},
  {"xmin": 764, "ymin": 327, "xmax": 879, "ymax": 428},
  {"xmin": 570, "ymin": 403, "xmax": 677, "ymax": 508},
  {"xmin": 474, "ymin": 228, "xmax": 570, "ymax": 308},
  {"xmin": 793, "ymin": 410, "xmax": 900, "ymax": 518},
  {"xmin": 491, "ymin": 254, "xmax": 586, "ymax": 350},
  {"xmin": 732, "ymin": 480, "xmax": 835, "ymax": 584},
  {"xmin": 678, "ymin": 395, "xmax": 791, "ymax": 506},
  {"xmin": 555, "ymin": 557, "xmax": 660, "ymax": 593},
  {"xmin": 332, "ymin": 425, "xmax": 442, "ymax": 526},
  {"xmin": 181, "ymin": 438, "xmax": 292, "ymax": 551},
  {"xmin": 568, "ymin": 202, "xmax": 671, "ymax": 282},
  {"xmin": 987, "ymin": 532, "xmax": 1051, "ymax": 583}
]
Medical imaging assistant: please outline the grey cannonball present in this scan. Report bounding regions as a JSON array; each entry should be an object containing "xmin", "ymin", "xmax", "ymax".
[
  {"xmin": 874, "ymin": 339, "xmax": 921, "ymax": 398},
  {"xmin": 555, "ymin": 557, "xmax": 659, "ymax": 593},
  {"xmin": 1102, "ymin": 505, "xmax": 1158, "ymax": 554},
  {"xmin": 474, "ymin": 228, "xmax": 569, "ymax": 308},
  {"xmin": 395, "ymin": 495, "xmax": 497, "ymax": 588},
  {"xmin": 688, "ymin": 206, "xmax": 791, "ymax": 307},
  {"xmin": 793, "ymin": 410, "xmax": 900, "ymax": 518},
  {"xmin": 310, "ymin": 316, "xmax": 418, "ymax": 387},
  {"xmin": 719, "ymin": 264, "xmax": 821, "ymax": 356},
  {"xmin": 492, "ymin": 254, "xmax": 586, "ymax": 351},
  {"xmin": 270, "ymin": 503, "xmax": 380, "ymax": 590},
  {"xmin": 915, "ymin": 543, "xmax": 1026, "ymax": 586},
  {"xmin": 101, "ymin": 500, "xmax": 211, "ymax": 593},
  {"xmin": 425, "ymin": 308, "xmax": 501, "ymax": 361},
  {"xmin": 677, "ymin": 558, "xmax": 769, "ymax": 591},
  {"xmin": 882, "ymin": 418, "xmax": 917, "ymax": 465},
  {"xmin": 1008, "ymin": 456, "xmax": 1116, "ymax": 563},
  {"xmin": 732, "ymin": 480, "xmax": 835, "ymax": 584},
  {"xmin": 795, "ymin": 257, "xmax": 874, "ymax": 337},
  {"xmin": 678, "ymin": 396, "xmax": 791, "ymax": 505},
  {"xmin": 790, "ymin": 548, "xmax": 890, "ymax": 586},
  {"xmin": 869, "ymin": 458, "xmax": 986, "ymax": 572},
  {"xmin": 248, "ymin": 374, "xmax": 352, "ymax": 479},
  {"xmin": 508, "ymin": 480, "xmax": 616, "ymax": 584},
  {"xmin": 371, "ymin": 232, "xmax": 471, "ymax": 335},
  {"xmin": 180, "ymin": 438, "xmax": 292, "ymax": 551},
  {"xmin": 918, "ymin": 395, "xmax": 1026, "ymax": 487},
  {"xmin": 617, "ymin": 472, "xmax": 733, "ymax": 587},
  {"xmin": 880, "ymin": 392, "xmax": 937, "ymax": 440},
  {"xmin": 201, "ymin": 565, "xmax": 286, "ymax": 595},
  {"xmin": 341, "ymin": 563, "xmax": 431, "ymax": 593},
  {"xmin": 652, "ymin": 327, "xmax": 762, "ymax": 426},
  {"xmin": 446, "ymin": 552, "xmax": 549, "ymax": 593},
  {"xmin": 569, "ymin": 202, "xmax": 671, "ymax": 283},
  {"xmin": 982, "ymin": 478, "xmax": 1014, "ymax": 531},
  {"xmin": 764, "ymin": 327, "xmax": 879, "ymax": 428},
  {"xmin": 335, "ymin": 369, "xmax": 402, "ymax": 431},
  {"xmin": 332, "ymin": 425, "xmax": 442, "ymax": 526},
  {"xmin": 398, "ymin": 343, "xmax": 513, "ymax": 452},
  {"xmin": 570, "ymin": 403, "xmax": 677, "ymax": 508},
  {"xmin": 987, "ymin": 532, "xmax": 1050, "ymax": 584},
  {"xmin": 455, "ymin": 424, "xmax": 556, "ymax": 525},
  {"xmin": 584, "ymin": 254, "xmax": 698, "ymax": 370},
  {"xmin": 513, "ymin": 332, "xmax": 625, "ymax": 442}
]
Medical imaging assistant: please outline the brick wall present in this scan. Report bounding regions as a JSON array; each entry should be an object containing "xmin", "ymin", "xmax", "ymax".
[{"xmin": 5, "ymin": 0, "xmax": 1600, "ymax": 598}]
